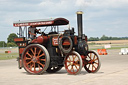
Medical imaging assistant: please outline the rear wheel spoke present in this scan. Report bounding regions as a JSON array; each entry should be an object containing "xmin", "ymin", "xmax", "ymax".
[
  {"xmin": 26, "ymin": 52, "xmax": 32, "ymax": 58},
  {"xmin": 33, "ymin": 62, "xmax": 36, "ymax": 72},
  {"xmin": 37, "ymin": 62, "xmax": 45, "ymax": 68},
  {"xmin": 40, "ymin": 59, "xmax": 46, "ymax": 61},
  {"xmin": 26, "ymin": 57, "xmax": 31, "ymax": 60},
  {"xmin": 27, "ymin": 61, "xmax": 32, "ymax": 65},
  {"xmin": 38, "ymin": 53, "xmax": 45, "ymax": 58},
  {"xmin": 34, "ymin": 47, "xmax": 37, "ymax": 56},
  {"xmin": 38, "ymin": 50, "xmax": 41, "ymax": 56},
  {"xmin": 30, "ymin": 49, "xmax": 34, "ymax": 55}
]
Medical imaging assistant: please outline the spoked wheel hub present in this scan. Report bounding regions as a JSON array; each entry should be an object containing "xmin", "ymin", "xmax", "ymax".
[{"xmin": 22, "ymin": 44, "xmax": 50, "ymax": 74}]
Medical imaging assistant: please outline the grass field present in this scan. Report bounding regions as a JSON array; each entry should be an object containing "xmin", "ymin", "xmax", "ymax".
[{"xmin": 0, "ymin": 53, "xmax": 18, "ymax": 60}]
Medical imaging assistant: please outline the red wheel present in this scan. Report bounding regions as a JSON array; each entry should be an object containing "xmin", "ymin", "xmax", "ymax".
[
  {"xmin": 84, "ymin": 51, "xmax": 101, "ymax": 73},
  {"xmin": 22, "ymin": 44, "xmax": 50, "ymax": 74},
  {"xmin": 65, "ymin": 51, "xmax": 83, "ymax": 75}
]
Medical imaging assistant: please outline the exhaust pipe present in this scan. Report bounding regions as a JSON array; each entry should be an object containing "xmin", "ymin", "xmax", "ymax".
[
  {"xmin": 76, "ymin": 11, "xmax": 88, "ymax": 55},
  {"xmin": 76, "ymin": 11, "xmax": 83, "ymax": 39}
]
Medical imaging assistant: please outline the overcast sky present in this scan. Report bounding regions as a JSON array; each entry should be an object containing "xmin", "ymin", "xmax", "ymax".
[{"xmin": 0, "ymin": 0, "xmax": 128, "ymax": 42}]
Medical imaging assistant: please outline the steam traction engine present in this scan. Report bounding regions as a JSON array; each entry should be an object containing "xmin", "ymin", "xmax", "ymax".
[{"xmin": 13, "ymin": 11, "xmax": 101, "ymax": 75}]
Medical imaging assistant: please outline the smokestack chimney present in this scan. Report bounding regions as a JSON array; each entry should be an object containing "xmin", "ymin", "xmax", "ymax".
[{"xmin": 76, "ymin": 11, "xmax": 83, "ymax": 39}]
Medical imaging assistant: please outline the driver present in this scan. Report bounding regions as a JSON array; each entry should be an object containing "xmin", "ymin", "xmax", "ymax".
[{"xmin": 28, "ymin": 26, "xmax": 40, "ymax": 40}]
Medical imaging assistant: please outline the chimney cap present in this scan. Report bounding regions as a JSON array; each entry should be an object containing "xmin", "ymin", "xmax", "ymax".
[{"xmin": 76, "ymin": 11, "xmax": 83, "ymax": 14}]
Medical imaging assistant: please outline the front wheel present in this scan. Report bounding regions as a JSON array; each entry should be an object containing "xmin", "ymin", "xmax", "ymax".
[
  {"xmin": 84, "ymin": 51, "xmax": 101, "ymax": 73},
  {"xmin": 64, "ymin": 51, "xmax": 83, "ymax": 75}
]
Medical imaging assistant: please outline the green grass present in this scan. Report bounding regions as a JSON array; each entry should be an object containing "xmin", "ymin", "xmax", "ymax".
[{"xmin": 0, "ymin": 53, "xmax": 18, "ymax": 60}]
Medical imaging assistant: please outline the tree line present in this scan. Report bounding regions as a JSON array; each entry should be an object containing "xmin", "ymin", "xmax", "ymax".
[
  {"xmin": 88, "ymin": 35, "xmax": 128, "ymax": 41},
  {"xmin": 0, "ymin": 33, "xmax": 18, "ymax": 47}
]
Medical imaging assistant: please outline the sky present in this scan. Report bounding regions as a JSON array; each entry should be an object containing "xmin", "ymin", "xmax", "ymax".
[{"xmin": 0, "ymin": 0, "xmax": 128, "ymax": 42}]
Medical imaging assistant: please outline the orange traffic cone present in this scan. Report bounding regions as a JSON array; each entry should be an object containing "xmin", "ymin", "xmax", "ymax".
[{"xmin": 97, "ymin": 49, "xmax": 107, "ymax": 55}]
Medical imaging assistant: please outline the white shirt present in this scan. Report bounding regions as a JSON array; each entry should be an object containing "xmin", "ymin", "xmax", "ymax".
[{"xmin": 28, "ymin": 27, "xmax": 36, "ymax": 39}]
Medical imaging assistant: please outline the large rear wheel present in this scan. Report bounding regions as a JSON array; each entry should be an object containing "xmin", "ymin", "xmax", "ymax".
[
  {"xmin": 22, "ymin": 44, "xmax": 50, "ymax": 74},
  {"xmin": 65, "ymin": 51, "xmax": 83, "ymax": 75}
]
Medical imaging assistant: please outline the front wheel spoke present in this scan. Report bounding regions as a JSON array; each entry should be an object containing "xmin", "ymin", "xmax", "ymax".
[
  {"xmin": 74, "ymin": 63, "xmax": 80, "ymax": 67},
  {"xmin": 73, "ymin": 55, "xmax": 76, "ymax": 61},
  {"xmin": 70, "ymin": 66, "xmax": 73, "ymax": 71},
  {"xmin": 75, "ymin": 59, "xmax": 79, "ymax": 63},
  {"xmin": 92, "ymin": 64, "xmax": 93, "ymax": 71},
  {"xmin": 92, "ymin": 64, "xmax": 96, "ymax": 69},
  {"xmin": 72, "ymin": 67, "xmax": 75, "ymax": 72},
  {"xmin": 94, "ymin": 58, "xmax": 98, "ymax": 61},
  {"xmin": 74, "ymin": 65, "xmax": 78, "ymax": 70},
  {"xmin": 94, "ymin": 62, "xmax": 98, "ymax": 65},
  {"xmin": 88, "ymin": 64, "xmax": 90, "ymax": 69},
  {"xmin": 93, "ymin": 55, "xmax": 96, "ymax": 61},
  {"xmin": 66, "ymin": 60, "xmax": 70, "ymax": 62},
  {"xmin": 67, "ymin": 63, "xmax": 71, "ymax": 67},
  {"xmin": 68, "ymin": 56, "xmax": 72, "ymax": 61},
  {"xmin": 89, "ymin": 53, "xmax": 92, "ymax": 60},
  {"xmin": 88, "ymin": 61, "xmax": 92, "ymax": 64}
]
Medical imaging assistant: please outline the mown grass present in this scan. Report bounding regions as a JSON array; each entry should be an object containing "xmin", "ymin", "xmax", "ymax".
[{"xmin": 0, "ymin": 53, "xmax": 18, "ymax": 60}]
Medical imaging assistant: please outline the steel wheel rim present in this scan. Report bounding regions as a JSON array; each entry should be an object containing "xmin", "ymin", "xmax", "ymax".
[
  {"xmin": 65, "ymin": 51, "xmax": 82, "ymax": 75},
  {"xmin": 22, "ymin": 44, "xmax": 49, "ymax": 74},
  {"xmin": 84, "ymin": 51, "xmax": 101, "ymax": 73}
]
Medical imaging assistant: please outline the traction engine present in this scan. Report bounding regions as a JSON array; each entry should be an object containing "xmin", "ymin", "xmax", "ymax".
[{"xmin": 13, "ymin": 11, "xmax": 101, "ymax": 75}]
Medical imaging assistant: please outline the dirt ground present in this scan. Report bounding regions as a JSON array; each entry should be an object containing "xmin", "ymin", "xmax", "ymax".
[{"xmin": 0, "ymin": 49, "xmax": 128, "ymax": 85}]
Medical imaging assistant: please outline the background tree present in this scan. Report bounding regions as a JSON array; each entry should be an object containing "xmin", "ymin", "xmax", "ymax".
[
  {"xmin": 7, "ymin": 33, "xmax": 18, "ymax": 43},
  {"xmin": 7, "ymin": 42, "xmax": 17, "ymax": 47},
  {"xmin": 7, "ymin": 33, "xmax": 18, "ymax": 47},
  {"xmin": 100, "ymin": 35, "xmax": 109, "ymax": 40},
  {"xmin": 0, "ymin": 41, "xmax": 7, "ymax": 47},
  {"xmin": 88, "ymin": 37, "xmax": 99, "ymax": 41}
]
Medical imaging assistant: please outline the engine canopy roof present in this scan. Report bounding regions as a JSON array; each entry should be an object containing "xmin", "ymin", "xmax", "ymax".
[{"xmin": 13, "ymin": 18, "xmax": 69, "ymax": 27}]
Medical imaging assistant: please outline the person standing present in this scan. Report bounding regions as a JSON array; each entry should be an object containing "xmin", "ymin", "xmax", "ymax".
[{"xmin": 28, "ymin": 26, "xmax": 40, "ymax": 40}]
